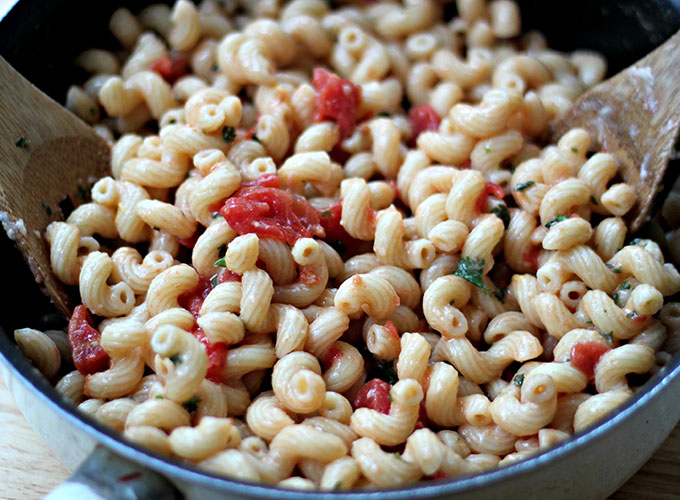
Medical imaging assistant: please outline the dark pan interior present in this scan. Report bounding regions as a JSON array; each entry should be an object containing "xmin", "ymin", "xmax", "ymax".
[{"xmin": 0, "ymin": 0, "xmax": 680, "ymax": 496}]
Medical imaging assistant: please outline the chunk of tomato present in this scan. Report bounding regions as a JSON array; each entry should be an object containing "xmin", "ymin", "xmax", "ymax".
[
  {"xmin": 313, "ymin": 67, "xmax": 361, "ymax": 138},
  {"xmin": 178, "ymin": 276, "xmax": 213, "ymax": 319},
  {"xmin": 570, "ymin": 341, "xmax": 611, "ymax": 379},
  {"xmin": 318, "ymin": 201, "xmax": 366, "ymax": 257},
  {"xmin": 68, "ymin": 305, "xmax": 110, "ymax": 375},
  {"xmin": 353, "ymin": 378, "xmax": 391, "ymax": 414},
  {"xmin": 221, "ymin": 186, "xmax": 325, "ymax": 245},
  {"xmin": 149, "ymin": 51, "xmax": 189, "ymax": 84},
  {"xmin": 193, "ymin": 329, "xmax": 228, "ymax": 384},
  {"xmin": 474, "ymin": 182, "xmax": 506, "ymax": 213},
  {"xmin": 408, "ymin": 104, "xmax": 440, "ymax": 144}
]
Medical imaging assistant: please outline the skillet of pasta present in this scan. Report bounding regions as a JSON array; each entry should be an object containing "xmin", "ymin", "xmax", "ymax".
[{"xmin": 12, "ymin": 0, "xmax": 680, "ymax": 490}]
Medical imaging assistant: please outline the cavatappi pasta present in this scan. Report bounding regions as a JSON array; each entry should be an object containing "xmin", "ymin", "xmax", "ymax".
[{"xmin": 15, "ymin": 0, "xmax": 680, "ymax": 490}]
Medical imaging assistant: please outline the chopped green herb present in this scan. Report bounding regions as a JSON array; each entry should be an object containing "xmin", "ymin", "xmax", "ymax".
[
  {"xmin": 152, "ymin": 226, "xmax": 160, "ymax": 231},
  {"xmin": 321, "ymin": 208, "xmax": 332, "ymax": 219},
  {"xmin": 222, "ymin": 125, "xmax": 236, "ymax": 143},
  {"xmin": 453, "ymin": 256, "xmax": 487, "ymax": 291},
  {"xmin": 605, "ymin": 263, "xmax": 622, "ymax": 273},
  {"xmin": 212, "ymin": 63, "xmax": 219, "ymax": 72},
  {"xmin": 514, "ymin": 373, "xmax": 525, "ymax": 387},
  {"xmin": 42, "ymin": 202, "xmax": 52, "ymax": 215},
  {"xmin": 169, "ymin": 118, "xmax": 177, "ymax": 124},
  {"xmin": 492, "ymin": 287, "xmax": 508, "ymax": 303},
  {"xmin": 484, "ymin": 146, "xmax": 491, "ymax": 153},
  {"xmin": 620, "ymin": 281, "xmax": 632, "ymax": 290},
  {"xmin": 545, "ymin": 215, "xmax": 568, "ymax": 228},
  {"xmin": 449, "ymin": 299, "xmax": 455, "ymax": 306},
  {"xmin": 329, "ymin": 239, "xmax": 346, "ymax": 257},
  {"xmin": 214, "ymin": 257, "xmax": 226, "ymax": 267},
  {"xmin": 597, "ymin": 329, "xmax": 614, "ymax": 343},
  {"xmin": 630, "ymin": 238, "xmax": 641, "ymax": 246},
  {"xmin": 181, "ymin": 396, "xmax": 202, "ymax": 413},
  {"xmin": 89, "ymin": 107, "xmax": 96, "ymax": 116},
  {"xmin": 491, "ymin": 204, "xmax": 510, "ymax": 228},
  {"xmin": 15, "ymin": 137, "xmax": 30, "ymax": 148},
  {"xmin": 376, "ymin": 360, "xmax": 399, "ymax": 385},
  {"xmin": 155, "ymin": 395, "xmax": 164, "ymax": 399},
  {"xmin": 571, "ymin": 147, "xmax": 578, "ymax": 153},
  {"xmin": 377, "ymin": 111, "xmax": 391, "ymax": 117},
  {"xmin": 212, "ymin": 212, "xmax": 223, "ymax": 219},
  {"xmin": 251, "ymin": 133, "xmax": 261, "ymax": 143},
  {"xmin": 77, "ymin": 184, "xmax": 87, "ymax": 200},
  {"xmin": 394, "ymin": 452, "xmax": 405, "ymax": 461},
  {"xmin": 169, "ymin": 354, "xmax": 182, "ymax": 364},
  {"xmin": 211, "ymin": 275, "xmax": 220, "ymax": 287},
  {"xmin": 612, "ymin": 293, "xmax": 619, "ymax": 304},
  {"xmin": 590, "ymin": 195, "xmax": 598, "ymax": 205},
  {"xmin": 626, "ymin": 311, "xmax": 636, "ymax": 319},
  {"xmin": 514, "ymin": 180, "xmax": 535, "ymax": 192},
  {"xmin": 585, "ymin": 319, "xmax": 593, "ymax": 325}
]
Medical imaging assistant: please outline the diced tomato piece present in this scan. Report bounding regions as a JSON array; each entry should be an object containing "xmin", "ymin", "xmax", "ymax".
[
  {"xmin": 318, "ymin": 201, "xmax": 367, "ymax": 257},
  {"xmin": 474, "ymin": 182, "xmax": 506, "ymax": 213},
  {"xmin": 241, "ymin": 174, "xmax": 281, "ymax": 189},
  {"xmin": 68, "ymin": 305, "xmax": 110, "ymax": 375},
  {"xmin": 221, "ymin": 186, "xmax": 325, "ymax": 245},
  {"xmin": 217, "ymin": 270, "xmax": 242, "ymax": 283},
  {"xmin": 323, "ymin": 346, "xmax": 344, "ymax": 370},
  {"xmin": 460, "ymin": 160, "xmax": 471, "ymax": 169},
  {"xmin": 415, "ymin": 401, "xmax": 428, "ymax": 429},
  {"xmin": 353, "ymin": 378, "xmax": 391, "ymax": 414},
  {"xmin": 178, "ymin": 276, "xmax": 213, "ymax": 319},
  {"xmin": 149, "ymin": 51, "xmax": 189, "ymax": 84},
  {"xmin": 193, "ymin": 329, "xmax": 228, "ymax": 383},
  {"xmin": 384, "ymin": 320, "xmax": 400, "ymax": 341},
  {"xmin": 570, "ymin": 341, "xmax": 611, "ymax": 379},
  {"xmin": 313, "ymin": 67, "xmax": 361, "ymax": 138},
  {"xmin": 522, "ymin": 247, "xmax": 540, "ymax": 271},
  {"xmin": 408, "ymin": 104, "xmax": 440, "ymax": 144},
  {"xmin": 177, "ymin": 230, "xmax": 200, "ymax": 249},
  {"xmin": 432, "ymin": 471, "xmax": 448, "ymax": 480}
]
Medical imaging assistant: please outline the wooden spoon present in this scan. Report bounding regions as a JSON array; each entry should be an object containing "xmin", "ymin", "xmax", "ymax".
[
  {"xmin": 550, "ymin": 29, "xmax": 680, "ymax": 233},
  {"xmin": 0, "ymin": 56, "xmax": 110, "ymax": 318}
]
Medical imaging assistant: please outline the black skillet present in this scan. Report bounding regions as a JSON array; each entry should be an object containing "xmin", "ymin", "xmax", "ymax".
[{"xmin": 1, "ymin": 1, "xmax": 680, "ymax": 498}]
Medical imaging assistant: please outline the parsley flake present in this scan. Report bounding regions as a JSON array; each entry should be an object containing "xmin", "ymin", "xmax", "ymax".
[
  {"xmin": 376, "ymin": 360, "xmax": 399, "ymax": 385},
  {"xmin": 169, "ymin": 354, "xmax": 182, "ymax": 364},
  {"xmin": 620, "ymin": 281, "xmax": 632, "ymax": 290},
  {"xmin": 181, "ymin": 396, "xmax": 202, "ymax": 413},
  {"xmin": 590, "ymin": 195, "xmax": 598, "ymax": 206},
  {"xmin": 491, "ymin": 204, "xmax": 510, "ymax": 228},
  {"xmin": 42, "ymin": 202, "xmax": 52, "ymax": 215},
  {"xmin": 77, "ymin": 184, "xmax": 87, "ymax": 200},
  {"xmin": 492, "ymin": 287, "xmax": 508, "ymax": 303},
  {"xmin": 321, "ymin": 208, "xmax": 332, "ymax": 219},
  {"xmin": 612, "ymin": 293, "xmax": 619, "ymax": 304},
  {"xmin": 571, "ymin": 147, "xmax": 578, "ymax": 153},
  {"xmin": 15, "ymin": 137, "xmax": 30, "ymax": 148},
  {"xmin": 545, "ymin": 215, "xmax": 568, "ymax": 228},
  {"xmin": 597, "ymin": 330, "xmax": 614, "ymax": 343},
  {"xmin": 606, "ymin": 263, "xmax": 622, "ymax": 273},
  {"xmin": 514, "ymin": 181, "xmax": 535, "ymax": 192},
  {"xmin": 155, "ymin": 395, "xmax": 164, "ymax": 399},
  {"xmin": 212, "ymin": 63, "xmax": 219, "ymax": 72},
  {"xmin": 484, "ymin": 146, "xmax": 491, "ymax": 153},
  {"xmin": 214, "ymin": 257, "xmax": 226, "ymax": 267},
  {"xmin": 453, "ymin": 257, "xmax": 487, "ymax": 291},
  {"xmin": 222, "ymin": 126, "xmax": 236, "ymax": 143},
  {"xmin": 377, "ymin": 111, "xmax": 391, "ymax": 117},
  {"xmin": 514, "ymin": 373, "xmax": 525, "ymax": 387}
]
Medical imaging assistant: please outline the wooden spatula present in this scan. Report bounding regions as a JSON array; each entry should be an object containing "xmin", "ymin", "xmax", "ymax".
[
  {"xmin": 0, "ymin": 56, "xmax": 110, "ymax": 317},
  {"xmin": 550, "ymin": 29, "xmax": 680, "ymax": 233}
]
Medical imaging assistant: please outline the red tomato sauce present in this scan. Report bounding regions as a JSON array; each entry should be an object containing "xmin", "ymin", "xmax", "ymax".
[
  {"xmin": 408, "ymin": 104, "xmax": 440, "ymax": 145},
  {"xmin": 220, "ymin": 185, "xmax": 325, "ymax": 245},
  {"xmin": 474, "ymin": 182, "xmax": 505, "ymax": 213},
  {"xmin": 353, "ymin": 378, "xmax": 391, "ymax": 414},
  {"xmin": 68, "ymin": 305, "xmax": 110, "ymax": 375},
  {"xmin": 217, "ymin": 270, "xmax": 242, "ymax": 283},
  {"xmin": 313, "ymin": 67, "xmax": 361, "ymax": 138},
  {"xmin": 149, "ymin": 52, "xmax": 189, "ymax": 84},
  {"xmin": 570, "ymin": 341, "xmax": 611, "ymax": 379}
]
